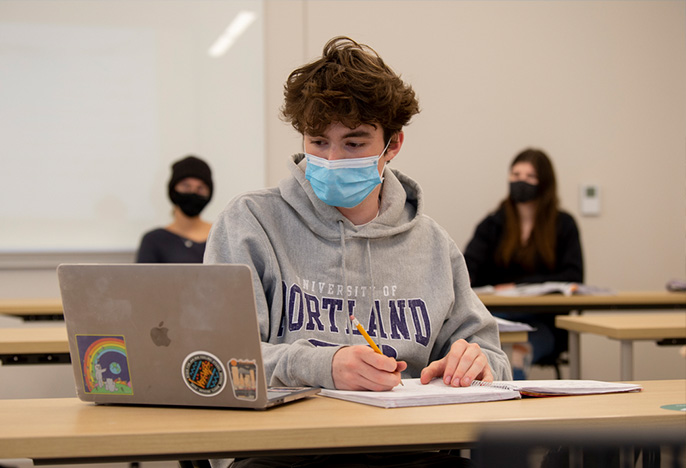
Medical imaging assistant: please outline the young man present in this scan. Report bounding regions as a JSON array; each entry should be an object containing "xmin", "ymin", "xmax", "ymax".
[{"xmin": 205, "ymin": 36, "xmax": 511, "ymax": 393}]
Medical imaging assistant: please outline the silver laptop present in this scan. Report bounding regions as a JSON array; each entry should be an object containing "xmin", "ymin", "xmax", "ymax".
[{"xmin": 57, "ymin": 263, "xmax": 319, "ymax": 409}]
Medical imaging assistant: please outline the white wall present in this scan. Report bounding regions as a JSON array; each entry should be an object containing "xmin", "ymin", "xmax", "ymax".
[{"xmin": 0, "ymin": 0, "xmax": 265, "ymax": 253}]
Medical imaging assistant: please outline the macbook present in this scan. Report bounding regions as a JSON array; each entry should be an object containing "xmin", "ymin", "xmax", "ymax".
[{"xmin": 57, "ymin": 263, "xmax": 319, "ymax": 409}]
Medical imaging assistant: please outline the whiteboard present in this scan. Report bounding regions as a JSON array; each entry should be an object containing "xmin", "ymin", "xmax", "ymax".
[{"xmin": 0, "ymin": 0, "xmax": 265, "ymax": 254}]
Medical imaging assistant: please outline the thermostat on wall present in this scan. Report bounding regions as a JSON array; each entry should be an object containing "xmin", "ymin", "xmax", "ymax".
[{"xmin": 579, "ymin": 184, "xmax": 601, "ymax": 216}]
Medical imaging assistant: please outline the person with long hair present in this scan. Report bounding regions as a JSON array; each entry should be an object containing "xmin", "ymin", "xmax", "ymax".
[{"xmin": 464, "ymin": 148, "xmax": 583, "ymax": 378}]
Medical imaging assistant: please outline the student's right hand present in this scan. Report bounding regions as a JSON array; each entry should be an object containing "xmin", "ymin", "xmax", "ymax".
[{"xmin": 332, "ymin": 345, "xmax": 407, "ymax": 391}]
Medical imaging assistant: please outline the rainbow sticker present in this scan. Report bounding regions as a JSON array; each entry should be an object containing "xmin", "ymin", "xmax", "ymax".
[{"xmin": 76, "ymin": 335, "xmax": 133, "ymax": 395}]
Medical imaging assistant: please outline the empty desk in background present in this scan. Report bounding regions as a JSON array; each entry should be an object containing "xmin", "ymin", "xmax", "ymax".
[
  {"xmin": 0, "ymin": 298, "xmax": 64, "ymax": 321},
  {"xmin": 3, "ymin": 291, "xmax": 685, "ymax": 320},
  {"xmin": 0, "ymin": 380, "xmax": 683, "ymax": 464},
  {"xmin": 479, "ymin": 291, "xmax": 686, "ymax": 313},
  {"xmin": 498, "ymin": 330, "xmax": 528, "ymax": 345},
  {"xmin": 0, "ymin": 327, "xmax": 70, "ymax": 365},
  {"xmin": 555, "ymin": 312, "xmax": 686, "ymax": 380}
]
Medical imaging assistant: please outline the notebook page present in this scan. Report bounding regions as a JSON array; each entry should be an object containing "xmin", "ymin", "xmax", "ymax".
[{"xmin": 319, "ymin": 378, "xmax": 521, "ymax": 408}]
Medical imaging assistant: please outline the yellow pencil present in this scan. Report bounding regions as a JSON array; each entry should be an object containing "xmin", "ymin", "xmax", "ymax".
[
  {"xmin": 350, "ymin": 315, "xmax": 403, "ymax": 385},
  {"xmin": 350, "ymin": 314, "xmax": 383, "ymax": 354}
]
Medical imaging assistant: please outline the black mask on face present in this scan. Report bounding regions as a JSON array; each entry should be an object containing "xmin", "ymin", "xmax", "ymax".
[
  {"xmin": 170, "ymin": 191, "xmax": 210, "ymax": 217},
  {"xmin": 509, "ymin": 181, "xmax": 539, "ymax": 203}
]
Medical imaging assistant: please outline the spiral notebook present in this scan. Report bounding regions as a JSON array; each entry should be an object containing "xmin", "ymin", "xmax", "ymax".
[
  {"xmin": 319, "ymin": 378, "xmax": 521, "ymax": 408},
  {"xmin": 471, "ymin": 379, "xmax": 643, "ymax": 397}
]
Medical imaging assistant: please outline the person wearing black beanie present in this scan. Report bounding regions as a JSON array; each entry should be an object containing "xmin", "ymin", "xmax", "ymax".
[
  {"xmin": 167, "ymin": 155, "xmax": 213, "ymax": 208},
  {"xmin": 136, "ymin": 155, "xmax": 214, "ymax": 263}
]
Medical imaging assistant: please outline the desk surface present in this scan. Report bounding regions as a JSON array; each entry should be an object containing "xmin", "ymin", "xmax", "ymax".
[
  {"xmin": 0, "ymin": 298, "xmax": 63, "ymax": 315},
  {"xmin": 479, "ymin": 291, "xmax": 686, "ymax": 312},
  {"xmin": 556, "ymin": 312, "xmax": 686, "ymax": 340},
  {"xmin": 498, "ymin": 330, "xmax": 528, "ymax": 343},
  {"xmin": 0, "ymin": 380, "xmax": 683, "ymax": 464},
  {"xmin": 0, "ymin": 327, "xmax": 69, "ymax": 354}
]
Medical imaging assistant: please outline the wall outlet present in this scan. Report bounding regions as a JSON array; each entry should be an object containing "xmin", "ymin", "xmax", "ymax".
[{"xmin": 579, "ymin": 184, "xmax": 601, "ymax": 216}]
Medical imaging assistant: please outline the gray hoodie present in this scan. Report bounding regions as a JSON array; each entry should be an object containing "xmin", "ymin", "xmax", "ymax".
[{"xmin": 205, "ymin": 154, "xmax": 512, "ymax": 388}]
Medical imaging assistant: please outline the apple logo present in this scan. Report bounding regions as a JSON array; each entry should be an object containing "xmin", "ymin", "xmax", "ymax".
[{"xmin": 150, "ymin": 321, "xmax": 171, "ymax": 347}]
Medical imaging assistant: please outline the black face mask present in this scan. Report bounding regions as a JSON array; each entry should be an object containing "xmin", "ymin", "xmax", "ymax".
[
  {"xmin": 509, "ymin": 181, "xmax": 539, "ymax": 203},
  {"xmin": 170, "ymin": 191, "xmax": 210, "ymax": 217}
]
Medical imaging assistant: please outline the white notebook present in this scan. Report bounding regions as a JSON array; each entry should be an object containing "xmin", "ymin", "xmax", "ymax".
[
  {"xmin": 319, "ymin": 378, "xmax": 521, "ymax": 408},
  {"xmin": 471, "ymin": 379, "xmax": 643, "ymax": 397},
  {"xmin": 319, "ymin": 378, "xmax": 643, "ymax": 408}
]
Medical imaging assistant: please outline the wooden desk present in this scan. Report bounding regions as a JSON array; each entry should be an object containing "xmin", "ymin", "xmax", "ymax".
[
  {"xmin": 0, "ymin": 327, "xmax": 70, "ymax": 365},
  {"xmin": 498, "ymin": 330, "xmax": 528, "ymax": 344},
  {"xmin": 479, "ymin": 291, "xmax": 686, "ymax": 313},
  {"xmin": 497, "ymin": 330, "xmax": 528, "ymax": 363},
  {"xmin": 0, "ymin": 380, "xmax": 682, "ymax": 464},
  {"xmin": 556, "ymin": 313, "xmax": 686, "ymax": 380},
  {"xmin": 0, "ymin": 298, "xmax": 63, "ymax": 321}
]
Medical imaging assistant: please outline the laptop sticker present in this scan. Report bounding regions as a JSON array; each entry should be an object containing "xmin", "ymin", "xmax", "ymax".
[
  {"xmin": 76, "ymin": 335, "xmax": 133, "ymax": 395},
  {"xmin": 228, "ymin": 358, "xmax": 258, "ymax": 401},
  {"xmin": 182, "ymin": 351, "xmax": 226, "ymax": 397}
]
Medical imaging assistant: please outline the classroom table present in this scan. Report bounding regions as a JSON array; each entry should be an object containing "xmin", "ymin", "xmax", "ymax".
[
  {"xmin": 0, "ymin": 298, "xmax": 63, "ymax": 321},
  {"xmin": 555, "ymin": 312, "xmax": 686, "ymax": 380},
  {"xmin": 481, "ymin": 291, "xmax": 686, "ymax": 378},
  {"xmin": 0, "ymin": 327, "xmax": 70, "ymax": 365},
  {"xmin": 0, "ymin": 326, "xmax": 527, "ymax": 366},
  {"xmin": 3, "ymin": 292, "xmax": 684, "ymax": 320},
  {"xmin": 0, "ymin": 380, "xmax": 682, "ymax": 465},
  {"xmin": 497, "ymin": 330, "xmax": 528, "ymax": 344},
  {"xmin": 478, "ymin": 291, "xmax": 686, "ymax": 313}
]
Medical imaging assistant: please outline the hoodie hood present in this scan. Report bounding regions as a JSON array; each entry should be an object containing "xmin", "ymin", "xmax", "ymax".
[{"xmin": 279, "ymin": 153, "xmax": 423, "ymax": 240}]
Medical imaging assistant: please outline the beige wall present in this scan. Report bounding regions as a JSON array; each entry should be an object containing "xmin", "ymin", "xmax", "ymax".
[
  {"xmin": 3, "ymin": 0, "xmax": 683, "ymax": 299},
  {"xmin": 265, "ymin": 0, "xmax": 686, "ymax": 291},
  {"xmin": 262, "ymin": 1, "xmax": 686, "ymax": 381}
]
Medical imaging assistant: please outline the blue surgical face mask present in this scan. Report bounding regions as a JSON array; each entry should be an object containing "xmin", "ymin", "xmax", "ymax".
[{"xmin": 305, "ymin": 139, "xmax": 391, "ymax": 208}]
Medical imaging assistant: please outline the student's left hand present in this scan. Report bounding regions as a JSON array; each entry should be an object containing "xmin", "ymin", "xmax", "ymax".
[{"xmin": 419, "ymin": 339, "xmax": 493, "ymax": 387}]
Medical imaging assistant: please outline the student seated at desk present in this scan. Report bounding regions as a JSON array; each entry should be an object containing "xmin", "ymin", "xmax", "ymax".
[
  {"xmin": 136, "ymin": 155, "xmax": 213, "ymax": 263},
  {"xmin": 205, "ymin": 36, "xmax": 511, "ymax": 468},
  {"xmin": 464, "ymin": 149, "xmax": 584, "ymax": 379}
]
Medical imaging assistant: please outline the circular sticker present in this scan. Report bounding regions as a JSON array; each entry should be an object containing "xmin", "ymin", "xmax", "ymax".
[{"xmin": 182, "ymin": 351, "xmax": 226, "ymax": 397}]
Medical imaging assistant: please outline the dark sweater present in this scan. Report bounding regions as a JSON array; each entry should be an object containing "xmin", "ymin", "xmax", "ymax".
[
  {"xmin": 464, "ymin": 208, "xmax": 584, "ymax": 287},
  {"xmin": 136, "ymin": 228, "xmax": 206, "ymax": 263}
]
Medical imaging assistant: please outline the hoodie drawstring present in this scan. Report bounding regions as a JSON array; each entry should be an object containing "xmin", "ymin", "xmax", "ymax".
[
  {"xmin": 338, "ymin": 221, "xmax": 353, "ymax": 346},
  {"xmin": 366, "ymin": 238, "xmax": 382, "ymax": 350},
  {"xmin": 338, "ymin": 220, "xmax": 382, "ymax": 351}
]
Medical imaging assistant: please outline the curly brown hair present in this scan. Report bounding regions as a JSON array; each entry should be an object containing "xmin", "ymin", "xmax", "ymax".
[{"xmin": 281, "ymin": 36, "xmax": 420, "ymax": 142}]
